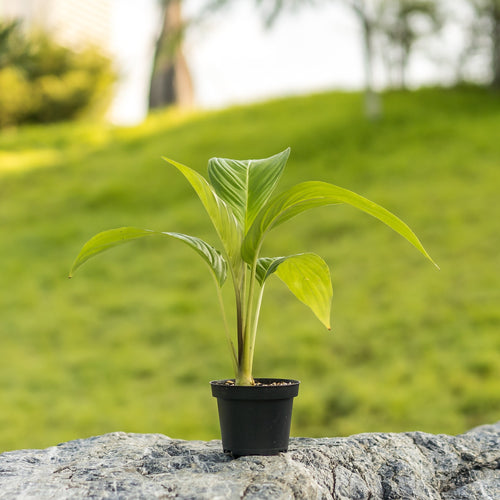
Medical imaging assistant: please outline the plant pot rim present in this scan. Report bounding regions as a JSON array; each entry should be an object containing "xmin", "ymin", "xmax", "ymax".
[{"xmin": 210, "ymin": 378, "xmax": 300, "ymax": 400}]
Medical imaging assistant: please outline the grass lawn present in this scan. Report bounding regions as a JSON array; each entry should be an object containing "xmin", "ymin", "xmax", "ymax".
[{"xmin": 0, "ymin": 86, "xmax": 499, "ymax": 451}]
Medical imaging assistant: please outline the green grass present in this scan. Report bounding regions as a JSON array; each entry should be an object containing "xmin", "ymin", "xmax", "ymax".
[{"xmin": 1, "ymin": 86, "xmax": 499, "ymax": 452}]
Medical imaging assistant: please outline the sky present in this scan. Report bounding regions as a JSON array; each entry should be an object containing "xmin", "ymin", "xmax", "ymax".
[
  {"xmin": 183, "ymin": 0, "xmax": 462, "ymax": 109},
  {"xmin": 183, "ymin": 1, "xmax": 363, "ymax": 108}
]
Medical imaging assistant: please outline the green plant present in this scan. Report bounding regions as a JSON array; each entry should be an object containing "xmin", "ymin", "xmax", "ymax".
[{"xmin": 70, "ymin": 148, "xmax": 437, "ymax": 386}]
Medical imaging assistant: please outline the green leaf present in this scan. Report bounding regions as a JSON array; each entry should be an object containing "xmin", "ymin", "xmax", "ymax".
[
  {"xmin": 163, "ymin": 157, "xmax": 242, "ymax": 267},
  {"xmin": 69, "ymin": 227, "xmax": 227, "ymax": 286},
  {"xmin": 243, "ymin": 181, "xmax": 438, "ymax": 268},
  {"xmin": 164, "ymin": 232, "xmax": 227, "ymax": 286},
  {"xmin": 255, "ymin": 256, "xmax": 288, "ymax": 286},
  {"xmin": 207, "ymin": 148, "xmax": 290, "ymax": 233},
  {"xmin": 260, "ymin": 253, "xmax": 332, "ymax": 330}
]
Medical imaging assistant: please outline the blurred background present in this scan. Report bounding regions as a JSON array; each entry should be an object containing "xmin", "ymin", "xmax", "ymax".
[{"xmin": 0, "ymin": 0, "xmax": 499, "ymax": 452}]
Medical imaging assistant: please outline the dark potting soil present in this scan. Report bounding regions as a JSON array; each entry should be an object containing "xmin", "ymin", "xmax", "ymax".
[{"xmin": 220, "ymin": 380, "xmax": 295, "ymax": 387}]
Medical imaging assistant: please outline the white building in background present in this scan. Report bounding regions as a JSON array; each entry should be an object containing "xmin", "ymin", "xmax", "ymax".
[
  {"xmin": 0, "ymin": 0, "xmax": 161, "ymax": 125},
  {"xmin": 0, "ymin": 0, "xmax": 113, "ymax": 54}
]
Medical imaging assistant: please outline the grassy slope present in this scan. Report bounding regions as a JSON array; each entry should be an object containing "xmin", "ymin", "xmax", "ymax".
[{"xmin": 0, "ymin": 87, "xmax": 499, "ymax": 451}]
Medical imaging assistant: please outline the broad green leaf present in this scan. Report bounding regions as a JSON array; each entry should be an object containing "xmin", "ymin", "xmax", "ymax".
[
  {"xmin": 208, "ymin": 148, "xmax": 290, "ymax": 233},
  {"xmin": 69, "ymin": 227, "xmax": 227, "ymax": 286},
  {"xmin": 162, "ymin": 157, "xmax": 242, "ymax": 267},
  {"xmin": 243, "ymin": 181, "xmax": 438, "ymax": 268},
  {"xmin": 264, "ymin": 253, "xmax": 333, "ymax": 330}
]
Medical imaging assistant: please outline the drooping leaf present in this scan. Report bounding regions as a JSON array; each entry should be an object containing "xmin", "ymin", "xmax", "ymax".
[
  {"xmin": 163, "ymin": 232, "xmax": 227, "ymax": 286},
  {"xmin": 69, "ymin": 227, "xmax": 227, "ymax": 286},
  {"xmin": 162, "ymin": 157, "xmax": 242, "ymax": 267},
  {"xmin": 243, "ymin": 181, "xmax": 438, "ymax": 268},
  {"xmin": 207, "ymin": 148, "xmax": 290, "ymax": 233},
  {"xmin": 258, "ymin": 253, "xmax": 332, "ymax": 329}
]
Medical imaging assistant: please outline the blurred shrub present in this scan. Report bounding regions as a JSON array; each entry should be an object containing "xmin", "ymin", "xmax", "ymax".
[{"xmin": 0, "ymin": 21, "xmax": 115, "ymax": 128}]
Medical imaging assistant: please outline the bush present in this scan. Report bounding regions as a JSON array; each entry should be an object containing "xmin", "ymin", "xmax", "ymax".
[
  {"xmin": 0, "ymin": 67, "xmax": 34, "ymax": 127},
  {"xmin": 0, "ymin": 21, "xmax": 115, "ymax": 128}
]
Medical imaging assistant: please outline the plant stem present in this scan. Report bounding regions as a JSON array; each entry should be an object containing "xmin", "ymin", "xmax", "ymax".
[
  {"xmin": 235, "ymin": 286, "xmax": 243, "ymax": 364},
  {"xmin": 214, "ymin": 277, "xmax": 238, "ymax": 377},
  {"xmin": 238, "ymin": 266, "xmax": 247, "ymax": 362},
  {"xmin": 228, "ymin": 261, "xmax": 244, "ymax": 367},
  {"xmin": 236, "ymin": 260, "xmax": 258, "ymax": 386},
  {"xmin": 248, "ymin": 282, "xmax": 265, "ymax": 372}
]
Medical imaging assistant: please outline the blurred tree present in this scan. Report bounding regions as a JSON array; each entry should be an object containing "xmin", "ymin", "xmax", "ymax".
[
  {"xmin": 376, "ymin": 1, "xmax": 442, "ymax": 89},
  {"xmin": 465, "ymin": 0, "xmax": 500, "ymax": 88},
  {"xmin": 205, "ymin": 0, "xmax": 441, "ymax": 118},
  {"xmin": 0, "ymin": 20, "xmax": 27, "ymax": 68},
  {"xmin": 343, "ymin": 0, "xmax": 381, "ymax": 118},
  {"xmin": 149, "ymin": 0, "xmax": 194, "ymax": 109}
]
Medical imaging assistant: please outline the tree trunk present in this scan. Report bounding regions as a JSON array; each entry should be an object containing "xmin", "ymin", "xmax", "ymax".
[
  {"xmin": 361, "ymin": 15, "xmax": 382, "ymax": 119},
  {"xmin": 149, "ymin": 0, "xmax": 194, "ymax": 109},
  {"xmin": 400, "ymin": 44, "xmax": 410, "ymax": 90},
  {"xmin": 491, "ymin": 4, "xmax": 500, "ymax": 88}
]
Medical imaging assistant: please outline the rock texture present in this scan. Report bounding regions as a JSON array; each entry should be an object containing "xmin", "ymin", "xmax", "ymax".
[{"xmin": 0, "ymin": 422, "xmax": 498, "ymax": 499}]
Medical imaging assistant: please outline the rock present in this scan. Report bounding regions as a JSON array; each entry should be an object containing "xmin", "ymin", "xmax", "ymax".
[{"xmin": 0, "ymin": 422, "xmax": 498, "ymax": 499}]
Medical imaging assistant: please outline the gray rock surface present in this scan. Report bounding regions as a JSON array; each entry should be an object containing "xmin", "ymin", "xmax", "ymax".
[{"xmin": 0, "ymin": 422, "xmax": 498, "ymax": 499}]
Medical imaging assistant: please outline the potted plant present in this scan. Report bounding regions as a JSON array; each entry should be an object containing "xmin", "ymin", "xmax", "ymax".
[{"xmin": 69, "ymin": 148, "xmax": 437, "ymax": 456}]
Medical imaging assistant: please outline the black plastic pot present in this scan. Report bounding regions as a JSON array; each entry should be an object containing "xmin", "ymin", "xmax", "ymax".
[{"xmin": 210, "ymin": 378, "xmax": 300, "ymax": 456}]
